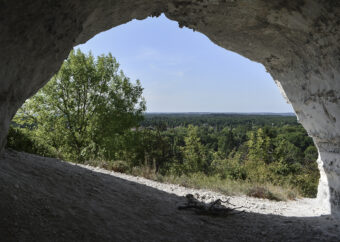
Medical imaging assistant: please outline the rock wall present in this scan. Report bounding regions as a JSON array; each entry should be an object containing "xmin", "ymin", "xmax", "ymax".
[{"xmin": 1, "ymin": 0, "xmax": 339, "ymax": 216}]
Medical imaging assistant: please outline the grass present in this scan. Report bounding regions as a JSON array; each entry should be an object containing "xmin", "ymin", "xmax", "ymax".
[
  {"xmin": 158, "ymin": 172, "xmax": 299, "ymax": 201},
  {"xmin": 85, "ymin": 160, "xmax": 300, "ymax": 201}
]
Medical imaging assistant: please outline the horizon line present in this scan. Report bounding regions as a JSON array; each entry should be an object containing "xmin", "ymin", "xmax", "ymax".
[{"xmin": 144, "ymin": 111, "xmax": 296, "ymax": 115}]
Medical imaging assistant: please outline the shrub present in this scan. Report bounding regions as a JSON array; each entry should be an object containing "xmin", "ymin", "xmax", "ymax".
[
  {"xmin": 111, "ymin": 160, "xmax": 130, "ymax": 173},
  {"xmin": 293, "ymin": 173, "xmax": 318, "ymax": 197},
  {"xmin": 211, "ymin": 157, "xmax": 247, "ymax": 180},
  {"xmin": 131, "ymin": 166, "xmax": 157, "ymax": 180},
  {"xmin": 247, "ymin": 186, "xmax": 280, "ymax": 201},
  {"xmin": 6, "ymin": 127, "xmax": 57, "ymax": 158}
]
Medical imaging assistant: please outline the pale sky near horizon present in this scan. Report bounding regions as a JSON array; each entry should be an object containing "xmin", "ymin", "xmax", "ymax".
[{"xmin": 77, "ymin": 14, "xmax": 294, "ymax": 113}]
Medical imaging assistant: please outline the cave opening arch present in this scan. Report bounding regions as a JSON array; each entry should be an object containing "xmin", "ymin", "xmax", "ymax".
[
  {"xmin": 0, "ymin": 0, "xmax": 339, "ymax": 217},
  {"xmin": 77, "ymin": 13, "xmax": 293, "ymax": 114}
]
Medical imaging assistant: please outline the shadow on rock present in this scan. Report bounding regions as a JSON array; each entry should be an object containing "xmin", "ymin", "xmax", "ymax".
[{"xmin": 0, "ymin": 150, "xmax": 339, "ymax": 241}]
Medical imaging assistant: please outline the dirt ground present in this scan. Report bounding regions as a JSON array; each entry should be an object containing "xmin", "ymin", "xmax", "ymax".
[{"xmin": 0, "ymin": 150, "xmax": 339, "ymax": 241}]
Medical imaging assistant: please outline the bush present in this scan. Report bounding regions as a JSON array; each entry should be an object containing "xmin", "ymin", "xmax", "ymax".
[
  {"xmin": 211, "ymin": 157, "xmax": 247, "ymax": 180},
  {"xmin": 293, "ymin": 173, "xmax": 319, "ymax": 197},
  {"xmin": 111, "ymin": 160, "xmax": 130, "ymax": 173},
  {"xmin": 6, "ymin": 127, "xmax": 57, "ymax": 158},
  {"xmin": 131, "ymin": 166, "xmax": 157, "ymax": 180},
  {"xmin": 247, "ymin": 186, "xmax": 280, "ymax": 201},
  {"xmin": 243, "ymin": 159, "xmax": 269, "ymax": 183}
]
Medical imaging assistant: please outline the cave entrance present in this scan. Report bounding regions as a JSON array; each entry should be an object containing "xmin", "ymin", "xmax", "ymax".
[
  {"xmin": 10, "ymin": 15, "xmax": 323, "ymax": 212},
  {"xmin": 75, "ymin": 15, "xmax": 323, "ymax": 207}
]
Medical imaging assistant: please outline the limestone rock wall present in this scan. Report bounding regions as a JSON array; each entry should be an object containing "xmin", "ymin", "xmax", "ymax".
[{"xmin": 1, "ymin": 0, "xmax": 339, "ymax": 216}]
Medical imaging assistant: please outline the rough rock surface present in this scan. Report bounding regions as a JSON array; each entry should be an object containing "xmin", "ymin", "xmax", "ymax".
[
  {"xmin": 1, "ymin": 1, "xmax": 340, "ymax": 216},
  {"xmin": 0, "ymin": 150, "xmax": 339, "ymax": 241}
]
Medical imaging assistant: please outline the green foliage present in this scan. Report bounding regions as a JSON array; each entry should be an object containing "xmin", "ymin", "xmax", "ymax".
[
  {"xmin": 12, "ymin": 49, "xmax": 145, "ymax": 162},
  {"xmin": 210, "ymin": 153, "xmax": 246, "ymax": 180},
  {"xmin": 304, "ymin": 146, "xmax": 318, "ymax": 162},
  {"xmin": 181, "ymin": 125, "xmax": 209, "ymax": 174},
  {"xmin": 247, "ymin": 128, "xmax": 272, "ymax": 163},
  {"xmin": 247, "ymin": 186, "xmax": 280, "ymax": 201},
  {"xmin": 6, "ymin": 127, "xmax": 57, "ymax": 157},
  {"xmin": 217, "ymin": 128, "xmax": 235, "ymax": 157},
  {"xmin": 159, "ymin": 172, "xmax": 298, "ymax": 201},
  {"xmin": 127, "ymin": 120, "xmax": 319, "ymax": 198},
  {"xmin": 274, "ymin": 138, "xmax": 301, "ymax": 164}
]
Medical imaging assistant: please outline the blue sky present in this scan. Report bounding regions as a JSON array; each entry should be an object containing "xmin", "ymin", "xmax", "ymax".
[{"xmin": 77, "ymin": 14, "xmax": 293, "ymax": 113}]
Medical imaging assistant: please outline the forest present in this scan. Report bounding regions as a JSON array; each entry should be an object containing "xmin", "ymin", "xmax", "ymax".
[
  {"xmin": 113, "ymin": 113, "xmax": 319, "ymax": 199},
  {"xmin": 7, "ymin": 50, "xmax": 319, "ymax": 201}
]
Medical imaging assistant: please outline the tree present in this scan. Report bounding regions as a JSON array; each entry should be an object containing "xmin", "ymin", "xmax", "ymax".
[
  {"xmin": 181, "ymin": 125, "xmax": 208, "ymax": 174},
  {"xmin": 15, "ymin": 49, "xmax": 145, "ymax": 162},
  {"xmin": 274, "ymin": 138, "xmax": 301, "ymax": 165},
  {"xmin": 247, "ymin": 128, "xmax": 272, "ymax": 163},
  {"xmin": 218, "ymin": 127, "xmax": 235, "ymax": 158},
  {"xmin": 304, "ymin": 145, "xmax": 318, "ymax": 163}
]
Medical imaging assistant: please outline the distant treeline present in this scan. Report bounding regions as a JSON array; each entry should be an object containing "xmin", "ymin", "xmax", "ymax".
[{"xmin": 141, "ymin": 113, "xmax": 299, "ymax": 129}]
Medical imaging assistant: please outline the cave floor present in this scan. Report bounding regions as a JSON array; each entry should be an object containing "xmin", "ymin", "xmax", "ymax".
[{"xmin": 0, "ymin": 150, "xmax": 339, "ymax": 241}]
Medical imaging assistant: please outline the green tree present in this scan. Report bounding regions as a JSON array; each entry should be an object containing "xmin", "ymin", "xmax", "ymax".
[
  {"xmin": 274, "ymin": 138, "xmax": 301, "ymax": 164},
  {"xmin": 304, "ymin": 145, "xmax": 318, "ymax": 163},
  {"xmin": 218, "ymin": 127, "xmax": 235, "ymax": 158},
  {"xmin": 181, "ymin": 125, "xmax": 208, "ymax": 174},
  {"xmin": 247, "ymin": 128, "xmax": 271, "ymax": 163},
  {"xmin": 15, "ymin": 49, "xmax": 145, "ymax": 162}
]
